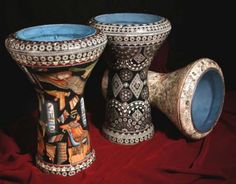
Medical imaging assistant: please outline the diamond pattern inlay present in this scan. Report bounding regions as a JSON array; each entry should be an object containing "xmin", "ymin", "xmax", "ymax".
[
  {"xmin": 112, "ymin": 73, "xmax": 123, "ymax": 97},
  {"xmin": 129, "ymin": 74, "xmax": 144, "ymax": 98},
  {"xmin": 132, "ymin": 109, "xmax": 143, "ymax": 121},
  {"xmin": 134, "ymin": 53, "xmax": 145, "ymax": 64}
]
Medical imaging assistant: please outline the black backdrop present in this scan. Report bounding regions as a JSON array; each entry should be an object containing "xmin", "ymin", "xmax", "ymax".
[{"xmin": 0, "ymin": 0, "xmax": 234, "ymax": 123}]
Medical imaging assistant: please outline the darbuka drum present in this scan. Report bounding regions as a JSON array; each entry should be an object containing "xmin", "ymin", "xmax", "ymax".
[
  {"xmin": 148, "ymin": 58, "xmax": 225, "ymax": 139},
  {"xmin": 102, "ymin": 58, "xmax": 225, "ymax": 139},
  {"xmin": 5, "ymin": 24, "xmax": 107, "ymax": 176},
  {"xmin": 89, "ymin": 13, "xmax": 171, "ymax": 144}
]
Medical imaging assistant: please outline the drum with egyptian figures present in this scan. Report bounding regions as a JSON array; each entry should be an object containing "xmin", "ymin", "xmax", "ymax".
[{"xmin": 5, "ymin": 24, "xmax": 107, "ymax": 176}]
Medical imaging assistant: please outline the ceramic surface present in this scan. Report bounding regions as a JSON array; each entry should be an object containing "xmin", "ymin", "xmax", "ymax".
[
  {"xmin": 90, "ymin": 13, "xmax": 171, "ymax": 144},
  {"xmin": 102, "ymin": 58, "xmax": 225, "ymax": 139},
  {"xmin": 5, "ymin": 24, "xmax": 107, "ymax": 176}
]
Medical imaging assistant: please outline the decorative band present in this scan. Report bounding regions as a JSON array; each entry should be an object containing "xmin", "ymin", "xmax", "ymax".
[
  {"xmin": 36, "ymin": 149, "xmax": 95, "ymax": 176},
  {"xmin": 105, "ymin": 32, "xmax": 170, "ymax": 46},
  {"xmin": 103, "ymin": 124, "xmax": 154, "ymax": 145},
  {"xmin": 179, "ymin": 58, "xmax": 224, "ymax": 139},
  {"xmin": 5, "ymin": 30, "xmax": 106, "ymax": 53},
  {"xmin": 8, "ymin": 45, "xmax": 106, "ymax": 67},
  {"xmin": 89, "ymin": 18, "xmax": 171, "ymax": 35},
  {"xmin": 5, "ymin": 29, "xmax": 107, "ymax": 67}
]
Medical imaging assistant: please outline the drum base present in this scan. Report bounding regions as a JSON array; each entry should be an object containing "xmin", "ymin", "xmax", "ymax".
[
  {"xmin": 36, "ymin": 149, "xmax": 95, "ymax": 176},
  {"xmin": 103, "ymin": 124, "xmax": 154, "ymax": 145}
]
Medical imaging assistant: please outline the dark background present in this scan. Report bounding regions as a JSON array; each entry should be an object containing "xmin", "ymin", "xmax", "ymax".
[{"xmin": 0, "ymin": 0, "xmax": 234, "ymax": 124}]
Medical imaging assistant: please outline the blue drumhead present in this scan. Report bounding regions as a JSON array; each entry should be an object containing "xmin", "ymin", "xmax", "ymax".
[
  {"xmin": 94, "ymin": 13, "xmax": 161, "ymax": 25},
  {"xmin": 16, "ymin": 24, "xmax": 96, "ymax": 41},
  {"xmin": 191, "ymin": 69, "xmax": 224, "ymax": 132}
]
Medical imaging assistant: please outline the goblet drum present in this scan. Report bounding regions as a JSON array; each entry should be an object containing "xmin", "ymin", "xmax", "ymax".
[
  {"xmin": 5, "ymin": 24, "xmax": 107, "ymax": 176},
  {"xmin": 102, "ymin": 58, "xmax": 225, "ymax": 139},
  {"xmin": 89, "ymin": 13, "xmax": 171, "ymax": 144}
]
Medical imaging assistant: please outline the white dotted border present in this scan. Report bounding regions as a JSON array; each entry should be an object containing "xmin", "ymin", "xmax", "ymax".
[
  {"xmin": 179, "ymin": 58, "xmax": 225, "ymax": 139},
  {"xmin": 36, "ymin": 149, "xmax": 95, "ymax": 176}
]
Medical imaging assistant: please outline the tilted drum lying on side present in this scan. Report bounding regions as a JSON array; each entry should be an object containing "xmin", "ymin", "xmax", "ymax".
[
  {"xmin": 102, "ymin": 58, "xmax": 225, "ymax": 139},
  {"xmin": 5, "ymin": 24, "xmax": 107, "ymax": 176}
]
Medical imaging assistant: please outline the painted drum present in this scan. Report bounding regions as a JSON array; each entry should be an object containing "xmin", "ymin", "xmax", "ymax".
[
  {"xmin": 89, "ymin": 13, "xmax": 171, "ymax": 144},
  {"xmin": 5, "ymin": 24, "xmax": 107, "ymax": 176},
  {"xmin": 102, "ymin": 58, "xmax": 225, "ymax": 139}
]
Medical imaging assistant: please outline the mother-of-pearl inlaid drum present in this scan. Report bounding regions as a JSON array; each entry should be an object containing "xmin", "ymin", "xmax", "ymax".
[
  {"xmin": 89, "ymin": 13, "xmax": 171, "ymax": 144},
  {"xmin": 102, "ymin": 58, "xmax": 225, "ymax": 139}
]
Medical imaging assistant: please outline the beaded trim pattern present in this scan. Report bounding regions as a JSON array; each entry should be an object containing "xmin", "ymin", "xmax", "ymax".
[
  {"xmin": 105, "ymin": 99, "xmax": 153, "ymax": 132},
  {"xmin": 179, "ymin": 58, "xmax": 224, "ymax": 139},
  {"xmin": 148, "ymin": 58, "xmax": 224, "ymax": 139},
  {"xmin": 103, "ymin": 124, "xmax": 154, "ymax": 145},
  {"xmin": 36, "ymin": 149, "xmax": 95, "ymax": 176},
  {"xmin": 89, "ymin": 17, "xmax": 171, "ymax": 46},
  {"xmin": 5, "ymin": 30, "xmax": 107, "ymax": 67},
  {"xmin": 89, "ymin": 17, "xmax": 171, "ymax": 33}
]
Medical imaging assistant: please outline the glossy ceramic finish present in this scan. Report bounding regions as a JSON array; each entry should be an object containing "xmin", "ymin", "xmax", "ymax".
[
  {"xmin": 102, "ymin": 58, "xmax": 225, "ymax": 139},
  {"xmin": 148, "ymin": 58, "xmax": 224, "ymax": 139},
  {"xmin": 90, "ymin": 13, "xmax": 171, "ymax": 144},
  {"xmin": 5, "ymin": 24, "xmax": 107, "ymax": 176},
  {"xmin": 6, "ymin": 24, "xmax": 106, "ymax": 67}
]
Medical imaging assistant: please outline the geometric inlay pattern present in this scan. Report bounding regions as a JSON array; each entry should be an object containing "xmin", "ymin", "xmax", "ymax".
[
  {"xmin": 120, "ymin": 69, "xmax": 133, "ymax": 82},
  {"xmin": 132, "ymin": 109, "xmax": 143, "ymax": 121},
  {"xmin": 141, "ymin": 86, "xmax": 149, "ymax": 100},
  {"xmin": 129, "ymin": 73, "xmax": 144, "ymax": 98},
  {"xmin": 134, "ymin": 53, "xmax": 146, "ymax": 64},
  {"xmin": 112, "ymin": 73, "xmax": 123, "ymax": 97},
  {"xmin": 119, "ymin": 89, "xmax": 133, "ymax": 102}
]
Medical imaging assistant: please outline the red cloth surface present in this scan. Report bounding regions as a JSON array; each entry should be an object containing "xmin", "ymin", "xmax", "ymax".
[
  {"xmin": 1, "ymin": 44, "xmax": 236, "ymax": 183},
  {"xmin": 0, "ymin": 91, "xmax": 236, "ymax": 184}
]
